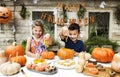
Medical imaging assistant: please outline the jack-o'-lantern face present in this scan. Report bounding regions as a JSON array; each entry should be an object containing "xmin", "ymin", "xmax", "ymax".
[{"xmin": 0, "ymin": 6, "xmax": 12, "ymax": 24}]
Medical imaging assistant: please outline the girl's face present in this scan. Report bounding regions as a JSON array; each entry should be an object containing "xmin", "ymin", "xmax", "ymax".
[
  {"xmin": 32, "ymin": 26, "xmax": 43, "ymax": 38},
  {"xmin": 69, "ymin": 30, "xmax": 79, "ymax": 42}
]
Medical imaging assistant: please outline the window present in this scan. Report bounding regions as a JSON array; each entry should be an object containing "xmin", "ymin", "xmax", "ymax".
[{"xmin": 89, "ymin": 12, "xmax": 110, "ymax": 38}]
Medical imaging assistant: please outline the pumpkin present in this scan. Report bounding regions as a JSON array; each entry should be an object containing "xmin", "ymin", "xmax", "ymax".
[
  {"xmin": 91, "ymin": 48, "xmax": 114, "ymax": 62},
  {"xmin": 41, "ymin": 51, "xmax": 55, "ymax": 59},
  {"xmin": 57, "ymin": 48, "xmax": 74, "ymax": 60},
  {"xmin": 111, "ymin": 52, "xmax": 120, "ymax": 73},
  {"xmin": 11, "ymin": 56, "xmax": 26, "ymax": 66},
  {"xmin": 0, "ymin": 49, "xmax": 7, "ymax": 65},
  {"xmin": 0, "ymin": 61, "xmax": 21, "ymax": 75},
  {"xmin": 4, "ymin": 42, "xmax": 24, "ymax": 58},
  {"xmin": 0, "ymin": 6, "xmax": 12, "ymax": 24}
]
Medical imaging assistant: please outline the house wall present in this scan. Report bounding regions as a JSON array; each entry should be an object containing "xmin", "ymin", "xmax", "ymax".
[{"xmin": 0, "ymin": 0, "xmax": 120, "ymax": 50}]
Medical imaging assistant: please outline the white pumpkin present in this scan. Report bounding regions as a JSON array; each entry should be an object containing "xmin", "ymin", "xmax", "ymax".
[
  {"xmin": 0, "ymin": 61, "xmax": 21, "ymax": 75},
  {"xmin": 0, "ymin": 49, "xmax": 7, "ymax": 65},
  {"xmin": 78, "ymin": 52, "xmax": 91, "ymax": 60},
  {"xmin": 111, "ymin": 52, "xmax": 120, "ymax": 73}
]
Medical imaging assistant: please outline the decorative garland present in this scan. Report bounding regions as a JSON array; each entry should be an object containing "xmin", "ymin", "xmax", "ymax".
[
  {"xmin": 62, "ymin": 4, "xmax": 67, "ymax": 23},
  {"xmin": 20, "ymin": 3, "xmax": 27, "ymax": 19},
  {"xmin": 115, "ymin": 5, "xmax": 120, "ymax": 25},
  {"xmin": 77, "ymin": 4, "xmax": 86, "ymax": 18}
]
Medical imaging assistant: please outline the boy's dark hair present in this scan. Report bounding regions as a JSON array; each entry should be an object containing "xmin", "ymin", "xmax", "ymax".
[{"xmin": 68, "ymin": 23, "xmax": 80, "ymax": 33}]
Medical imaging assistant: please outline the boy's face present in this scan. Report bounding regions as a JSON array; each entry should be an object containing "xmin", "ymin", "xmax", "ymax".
[
  {"xmin": 32, "ymin": 26, "xmax": 43, "ymax": 38},
  {"xmin": 69, "ymin": 30, "xmax": 79, "ymax": 42}
]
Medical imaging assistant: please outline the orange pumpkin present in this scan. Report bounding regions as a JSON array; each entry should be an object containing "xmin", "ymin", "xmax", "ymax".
[
  {"xmin": 57, "ymin": 48, "xmax": 74, "ymax": 60},
  {"xmin": 0, "ymin": 6, "xmax": 12, "ymax": 24},
  {"xmin": 4, "ymin": 42, "xmax": 24, "ymax": 58},
  {"xmin": 11, "ymin": 56, "xmax": 26, "ymax": 66},
  {"xmin": 91, "ymin": 48, "xmax": 114, "ymax": 62},
  {"xmin": 41, "ymin": 51, "xmax": 55, "ymax": 59}
]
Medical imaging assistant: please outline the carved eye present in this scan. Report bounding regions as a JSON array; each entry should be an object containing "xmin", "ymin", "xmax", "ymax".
[{"xmin": 6, "ymin": 12, "xmax": 8, "ymax": 14}]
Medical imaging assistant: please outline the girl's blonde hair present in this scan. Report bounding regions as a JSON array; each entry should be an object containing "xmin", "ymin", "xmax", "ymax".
[{"xmin": 32, "ymin": 19, "xmax": 44, "ymax": 34}]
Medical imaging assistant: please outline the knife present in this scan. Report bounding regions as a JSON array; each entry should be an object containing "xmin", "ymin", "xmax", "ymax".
[{"xmin": 21, "ymin": 69, "xmax": 27, "ymax": 77}]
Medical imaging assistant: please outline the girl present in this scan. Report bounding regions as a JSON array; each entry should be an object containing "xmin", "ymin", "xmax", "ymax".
[{"xmin": 26, "ymin": 19, "xmax": 52, "ymax": 58}]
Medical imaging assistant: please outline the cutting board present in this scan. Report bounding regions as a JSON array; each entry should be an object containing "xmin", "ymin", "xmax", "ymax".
[{"xmin": 83, "ymin": 67, "xmax": 120, "ymax": 77}]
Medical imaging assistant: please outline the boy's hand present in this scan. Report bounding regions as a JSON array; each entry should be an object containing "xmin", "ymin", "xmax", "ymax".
[
  {"xmin": 62, "ymin": 26, "xmax": 69, "ymax": 36},
  {"xmin": 74, "ymin": 52, "xmax": 79, "ymax": 56}
]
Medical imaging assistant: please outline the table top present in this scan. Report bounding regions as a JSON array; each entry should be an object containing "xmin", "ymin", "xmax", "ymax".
[{"xmin": 0, "ymin": 56, "xmax": 111, "ymax": 77}]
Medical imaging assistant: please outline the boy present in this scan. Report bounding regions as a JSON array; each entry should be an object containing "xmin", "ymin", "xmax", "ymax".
[{"xmin": 59, "ymin": 23, "xmax": 85, "ymax": 55}]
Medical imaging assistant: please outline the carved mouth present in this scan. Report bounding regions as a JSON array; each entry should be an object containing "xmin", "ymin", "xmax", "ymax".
[{"xmin": 0, "ymin": 16, "xmax": 8, "ymax": 19}]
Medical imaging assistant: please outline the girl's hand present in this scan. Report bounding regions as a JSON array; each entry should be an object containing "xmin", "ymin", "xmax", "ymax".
[
  {"xmin": 44, "ymin": 33, "xmax": 52, "ymax": 47},
  {"xmin": 44, "ymin": 33, "xmax": 50, "ymax": 40}
]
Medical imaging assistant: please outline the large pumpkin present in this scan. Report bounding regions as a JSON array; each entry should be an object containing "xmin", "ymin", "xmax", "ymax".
[
  {"xmin": 57, "ymin": 48, "xmax": 74, "ymax": 60},
  {"xmin": 0, "ymin": 6, "xmax": 12, "ymax": 24},
  {"xmin": 11, "ymin": 56, "xmax": 26, "ymax": 66},
  {"xmin": 4, "ymin": 42, "xmax": 24, "ymax": 58},
  {"xmin": 91, "ymin": 48, "xmax": 114, "ymax": 62},
  {"xmin": 41, "ymin": 51, "xmax": 55, "ymax": 60}
]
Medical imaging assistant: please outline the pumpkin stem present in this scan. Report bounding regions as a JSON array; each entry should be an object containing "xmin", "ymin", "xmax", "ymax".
[
  {"xmin": 12, "ymin": 42, "xmax": 17, "ymax": 46},
  {"xmin": 9, "ymin": 54, "xmax": 12, "ymax": 63}
]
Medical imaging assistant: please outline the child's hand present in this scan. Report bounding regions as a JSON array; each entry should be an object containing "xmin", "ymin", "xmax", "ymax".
[
  {"xmin": 44, "ymin": 33, "xmax": 52, "ymax": 48},
  {"xmin": 74, "ymin": 52, "xmax": 79, "ymax": 56},
  {"xmin": 61, "ymin": 26, "xmax": 69, "ymax": 36},
  {"xmin": 44, "ymin": 33, "xmax": 50, "ymax": 40}
]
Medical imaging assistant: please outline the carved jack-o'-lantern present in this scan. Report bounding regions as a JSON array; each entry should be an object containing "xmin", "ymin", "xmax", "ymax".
[{"xmin": 0, "ymin": 6, "xmax": 12, "ymax": 24}]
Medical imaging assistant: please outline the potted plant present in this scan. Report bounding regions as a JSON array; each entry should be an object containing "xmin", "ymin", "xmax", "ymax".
[{"xmin": 84, "ymin": 36, "xmax": 119, "ymax": 53}]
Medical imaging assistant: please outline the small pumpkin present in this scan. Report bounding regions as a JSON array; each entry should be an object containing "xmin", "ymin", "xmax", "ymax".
[
  {"xmin": 11, "ymin": 56, "xmax": 26, "ymax": 66},
  {"xmin": 57, "ymin": 48, "xmax": 74, "ymax": 60},
  {"xmin": 0, "ymin": 6, "xmax": 12, "ymax": 24},
  {"xmin": 0, "ymin": 61, "xmax": 21, "ymax": 75},
  {"xmin": 111, "ymin": 52, "xmax": 120, "ymax": 73},
  {"xmin": 91, "ymin": 48, "xmax": 114, "ymax": 62},
  {"xmin": 0, "ymin": 49, "xmax": 7, "ymax": 65},
  {"xmin": 41, "ymin": 51, "xmax": 55, "ymax": 59},
  {"xmin": 4, "ymin": 42, "xmax": 24, "ymax": 58}
]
